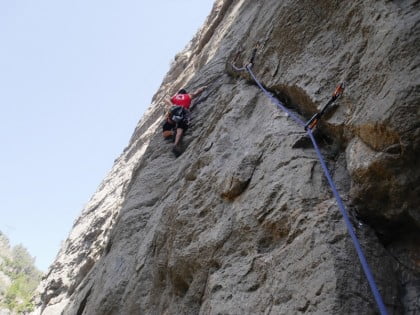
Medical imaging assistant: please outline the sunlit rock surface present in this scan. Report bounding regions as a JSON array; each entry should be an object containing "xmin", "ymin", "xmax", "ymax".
[{"xmin": 35, "ymin": 0, "xmax": 419, "ymax": 314}]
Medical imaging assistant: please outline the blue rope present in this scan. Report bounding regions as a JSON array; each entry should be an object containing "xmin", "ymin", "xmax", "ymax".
[
  {"xmin": 246, "ymin": 65, "xmax": 306, "ymax": 127},
  {"xmin": 231, "ymin": 63, "xmax": 247, "ymax": 72},
  {"xmin": 233, "ymin": 63, "xmax": 388, "ymax": 315},
  {"xmin": 306, "ymin": 129, "xmax": 388, "ymax": 315}
]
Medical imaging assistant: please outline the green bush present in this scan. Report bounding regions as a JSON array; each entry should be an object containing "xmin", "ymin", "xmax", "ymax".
[
  {"xmin": 2, "ymin": 274, "xmax": 36, "ymax": 312},
  {"xmin": 0, "ymin": 233, "xmax": 43, "ymax": 313}
]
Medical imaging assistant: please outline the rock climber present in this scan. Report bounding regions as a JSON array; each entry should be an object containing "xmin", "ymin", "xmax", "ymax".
[{"xmin": 162, "ymin": 85, "xmax": 207, "ymax": 157}]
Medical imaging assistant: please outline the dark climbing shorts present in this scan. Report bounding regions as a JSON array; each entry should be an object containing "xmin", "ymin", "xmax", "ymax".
[
  {"xmin": 176, "ymin": 118, "xmax": 189, "ymax": 131},
  {"xmin": 162, "ymin": 118, "xmax": 189, "ymax": 131}
]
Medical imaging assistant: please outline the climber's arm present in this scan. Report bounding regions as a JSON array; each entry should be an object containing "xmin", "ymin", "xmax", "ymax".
[
  {"xmin": 164, "ymin": 97, "xmax": 173, "ymax": 109},
  {"xmin": 190, "ymin": 85, "xmax": 207, "ymax": 99}
]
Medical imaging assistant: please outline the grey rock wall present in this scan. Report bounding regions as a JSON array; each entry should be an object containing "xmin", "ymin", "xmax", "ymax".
[{"xmin": 35, "ymin": 0, "xmax": 420, "ymax": 314}]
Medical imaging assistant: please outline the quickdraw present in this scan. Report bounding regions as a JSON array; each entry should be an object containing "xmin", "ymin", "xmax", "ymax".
[{"xmin": 304, "ymin": 82, "xmax": 346, "ymax": 130}]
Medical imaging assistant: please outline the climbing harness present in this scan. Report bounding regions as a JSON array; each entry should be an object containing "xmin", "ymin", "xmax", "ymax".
[
  {"xmin": 170, "ymin": 106, "xmax": 187, "ymax": 123},
  {"xmin": 305, "ymin": 83, "xmax": 345, "ymax": 130},
  {"xmin": 231, "ymin": 52, "xmax": 388, "ymax": 315}
]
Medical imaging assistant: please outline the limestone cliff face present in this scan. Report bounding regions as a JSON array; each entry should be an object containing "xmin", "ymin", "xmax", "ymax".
[{"xmin": 35, "ymin": 0, "xmax": 420, "ymax": 314}]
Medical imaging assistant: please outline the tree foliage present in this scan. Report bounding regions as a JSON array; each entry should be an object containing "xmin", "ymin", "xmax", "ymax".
[{"xmin": 0, "ymin": 231, "xmax": 43, "ymax": 313}]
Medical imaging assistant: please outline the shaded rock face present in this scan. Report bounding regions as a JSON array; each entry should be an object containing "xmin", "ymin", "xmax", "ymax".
[{"xmin": 35, "ymin": 0, "xmax": 420, "ymax": 314}]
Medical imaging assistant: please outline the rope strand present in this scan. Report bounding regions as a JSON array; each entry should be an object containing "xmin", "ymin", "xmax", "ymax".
[
  {"xmin": 232, "ymin": 61, "xmax": 388, "ymax": 315},
  {"xmin": 246, "ymin": 65, "xmax": 306, "ymax": 127},
  {"xmin": 306, "ymin": 129, "xmax": 388, "ymax": 315}
]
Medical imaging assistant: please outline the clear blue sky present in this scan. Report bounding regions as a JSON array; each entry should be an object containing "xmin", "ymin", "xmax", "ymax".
[{"xmin": 0, "ymin": 0, "xmax": 215, "ymax": 272}]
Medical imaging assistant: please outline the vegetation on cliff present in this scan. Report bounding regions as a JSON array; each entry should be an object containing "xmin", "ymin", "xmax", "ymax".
[{"xmin": 0, "ymin": 231, "xmax": 43, "ymax": 313}]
